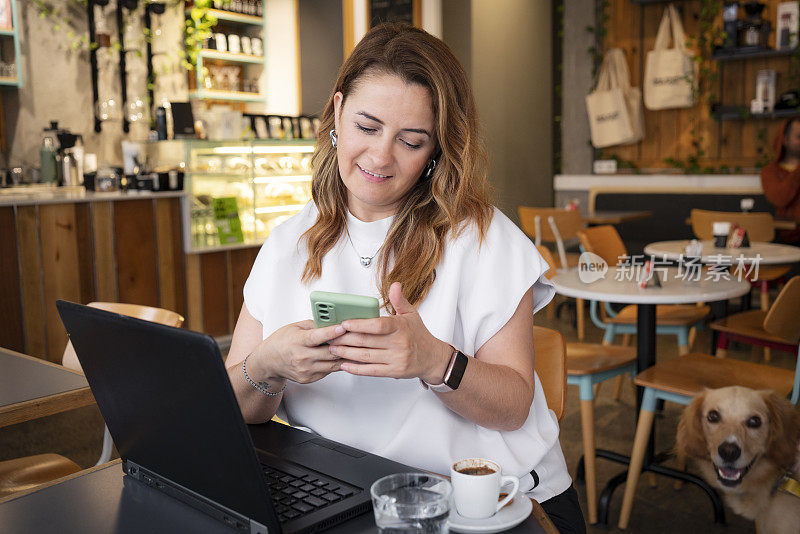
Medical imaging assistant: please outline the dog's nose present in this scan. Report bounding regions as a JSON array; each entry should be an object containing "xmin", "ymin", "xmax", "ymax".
[{"xmin": 718, "ymin": 442, "xmax": 741, "ymax": 463}]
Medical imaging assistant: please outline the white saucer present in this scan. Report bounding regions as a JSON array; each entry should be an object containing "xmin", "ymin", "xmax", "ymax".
[{"xmin": 447, "ymin": 496, "xmax": 533, "ymax": 533}]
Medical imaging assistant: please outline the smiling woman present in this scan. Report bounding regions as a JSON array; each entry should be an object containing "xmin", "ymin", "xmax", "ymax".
[{"xmin": 224, "ymin": 23, "xmax": 586, "ymax": 534}]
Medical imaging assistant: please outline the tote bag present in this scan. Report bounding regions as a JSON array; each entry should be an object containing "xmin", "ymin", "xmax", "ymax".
[
  {"xmin": 586, "ymin": 48, "xmax": 645, "ymax": 148},
  {"xmin": 644, "ymin": 4, "xmax": 697, "ymax": 110}
]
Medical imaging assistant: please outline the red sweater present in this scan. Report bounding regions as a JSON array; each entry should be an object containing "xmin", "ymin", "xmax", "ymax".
[{"xmin": 760, "ymin": 121, "xmax": 800, "ymax": 243}]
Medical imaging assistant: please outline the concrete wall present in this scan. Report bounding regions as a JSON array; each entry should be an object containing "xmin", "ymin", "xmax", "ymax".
[
  {"xmin": 560, "ymin": 0, "xmax": 595, "ymax": 175},
  {"xmin": 470, "ymin": 0, "xmax": 552, "ymax": 222},
  {"xmin": 298, "ymin": 0, "xmax": 342, "ymax": 116}
]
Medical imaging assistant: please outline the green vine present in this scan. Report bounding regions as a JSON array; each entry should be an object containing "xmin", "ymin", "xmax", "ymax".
[
  {"xmin": 586, "ymin": 0, "xmax": 609, "ymax": 79},
  {"xmin": 183, "ymin": 0, "xmax": 221, "ymax": 71}
]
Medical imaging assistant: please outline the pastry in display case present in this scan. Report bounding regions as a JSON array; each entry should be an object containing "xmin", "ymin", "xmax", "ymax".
[{"xmin": 145, "ymin": 139, "xmax": 315, "ymax": 252}]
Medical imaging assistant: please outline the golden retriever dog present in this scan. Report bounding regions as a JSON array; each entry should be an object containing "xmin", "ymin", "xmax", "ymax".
[{"xmin": 676, "ymin": 386, "xmax": 800, "ymax": 534}]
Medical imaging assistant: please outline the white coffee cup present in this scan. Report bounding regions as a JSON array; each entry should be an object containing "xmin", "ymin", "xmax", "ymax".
[{"xmin": 450, "ymin": 458, "xmax": 520, "ymax": 519}]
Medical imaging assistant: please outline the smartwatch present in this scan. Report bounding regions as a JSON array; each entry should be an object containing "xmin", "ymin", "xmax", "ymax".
[{"xmin": 425, "ymin": 348, "xmax": 469, "ymax": 392}]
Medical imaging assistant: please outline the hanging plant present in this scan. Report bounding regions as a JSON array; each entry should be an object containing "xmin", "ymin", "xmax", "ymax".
[{"xmin": 183, "ymin": 0, "xmax": 219, "ymax": 71}]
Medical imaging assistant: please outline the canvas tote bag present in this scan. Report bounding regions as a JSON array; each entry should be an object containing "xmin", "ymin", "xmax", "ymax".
[
  {"xmin": 644, "ymin": 4, "xmax": 697, "ymax": 110},
  {"xmin": 586, "ymin": 48, "xmax": 645, "ymax": 148}
]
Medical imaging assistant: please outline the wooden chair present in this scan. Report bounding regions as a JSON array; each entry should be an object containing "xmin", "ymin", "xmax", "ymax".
[
  {"xmin": 536, "ymin": 246, "xmax": 636, "ymax": 524},
  {"xmin": 0, "ymin": 302, "xmax": 184, "ymax": 499},
  {"xmin": 711, "ymin": 275, "xmax": 800, "ymax": 360},
  {"xmin": 690, "ymin": 208, "xmax": 791, "ymax": 314},
  {"xmin": 578, "ymin": 225, "xmax": 710, "ymax": 355},
  {"xmin": 520, "ymin": 207, "xmax": 587, "ymax": 339},
  {"xmin": 617, "ymin": 276, "xmax": 800, "ymax": 529},
  {"xmin": 533, "ymin": 326, "xmax": 567, "ymax": 422}
]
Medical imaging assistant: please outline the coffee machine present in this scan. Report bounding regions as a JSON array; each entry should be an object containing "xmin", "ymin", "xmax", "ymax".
[{"xmin": 40, "ymin": 121, "xmax": 84, "ymax": 186}]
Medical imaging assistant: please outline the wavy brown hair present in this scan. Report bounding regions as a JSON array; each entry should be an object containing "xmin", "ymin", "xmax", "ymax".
[{"xmin": 301, "ymin": 23, "xmax": 493, "ymax": 310}]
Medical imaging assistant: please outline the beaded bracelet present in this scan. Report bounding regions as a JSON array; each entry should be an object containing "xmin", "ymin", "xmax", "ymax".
[{"xmin": 242, "ymin": 353, "xmax": 286, "ymax": 397}]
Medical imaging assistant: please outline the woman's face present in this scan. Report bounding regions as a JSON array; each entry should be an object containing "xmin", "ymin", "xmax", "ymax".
[{"xmin": 333, "ymin": 72, "xmax": 436, "ymax": 221}]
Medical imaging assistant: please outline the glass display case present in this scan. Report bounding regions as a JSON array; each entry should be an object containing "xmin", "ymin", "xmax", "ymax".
[{"xmin": 146, "ymin": 139, "xmax": 315, "ymax": 253}]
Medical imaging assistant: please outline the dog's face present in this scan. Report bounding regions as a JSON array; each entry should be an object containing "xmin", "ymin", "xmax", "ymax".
[{"xmin": 677, "ymin": 386, "xmax": 800, "ymax": 490}]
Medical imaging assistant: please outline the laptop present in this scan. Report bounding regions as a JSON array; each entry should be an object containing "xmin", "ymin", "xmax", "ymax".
[{"xmin": 56, "ymin": 300, "xmax": 416, "ymax": 534}]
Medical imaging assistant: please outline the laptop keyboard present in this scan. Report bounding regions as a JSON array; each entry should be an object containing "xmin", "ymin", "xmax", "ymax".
[{"xmin": 261, "ymin": 464, "xmax": 358, "ymax": 523}]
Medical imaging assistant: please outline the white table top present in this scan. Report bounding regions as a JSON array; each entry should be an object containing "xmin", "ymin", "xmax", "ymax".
[
  {"xmin": 549, "ymin": 268, "xmax": 751, "ymax": 304},
  {"xmin": 644, "ymin": 240, "xmax": 800, "ymax": 265}
]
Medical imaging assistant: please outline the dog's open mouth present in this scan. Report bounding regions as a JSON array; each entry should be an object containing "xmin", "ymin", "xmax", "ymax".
[{"xmin": 714, "ymin": 456, "xmax": 758, "ymax": 487}]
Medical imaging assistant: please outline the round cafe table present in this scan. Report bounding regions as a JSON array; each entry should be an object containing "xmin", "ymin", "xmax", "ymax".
[
  {"xmin": 643, "ymin": 240, "xmax": 800, "ymax": 265},
  {"xmin": 549, "ymin": 268, "xmax": 750, "ymax": 525}
]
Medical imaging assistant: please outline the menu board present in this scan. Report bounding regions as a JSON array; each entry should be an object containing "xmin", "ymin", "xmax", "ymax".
[
  {"xmin": 369, "ymin": 0, "xmax": 416, "ymax": 27},
  {"xmin": 212, "ymin": 197, "xmax": 244, "ymax": 244}
]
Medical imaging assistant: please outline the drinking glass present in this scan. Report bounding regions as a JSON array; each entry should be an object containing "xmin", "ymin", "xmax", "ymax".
[{"xmin": 370, "ymin": 473, "xmax": 451, "ymax": 534}]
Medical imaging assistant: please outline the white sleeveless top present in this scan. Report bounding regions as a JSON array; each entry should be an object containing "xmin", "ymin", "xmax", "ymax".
[{"xmin": 243, "ymin": 202, "xmax": 572, "ymax": 502}]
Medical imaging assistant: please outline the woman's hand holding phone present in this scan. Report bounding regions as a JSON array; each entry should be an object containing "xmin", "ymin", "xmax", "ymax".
[
  {"xmin": 328, "ymin": 282, "xmax": 452, "ymax": 384},
  {"xmin": 254, "ymin": 320, "xmax": 346, "ymax": 385}
]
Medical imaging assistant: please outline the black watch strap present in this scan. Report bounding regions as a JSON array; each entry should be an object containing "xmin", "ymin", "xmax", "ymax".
[{"xmin": 443, "ymin": 350, "xmax": 468, "ymax": 390}]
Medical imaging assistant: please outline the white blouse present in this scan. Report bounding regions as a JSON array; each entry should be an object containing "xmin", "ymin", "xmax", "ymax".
[{"xmin": 243, "ymin": 202, "xmax": 572, "ymax": 502}]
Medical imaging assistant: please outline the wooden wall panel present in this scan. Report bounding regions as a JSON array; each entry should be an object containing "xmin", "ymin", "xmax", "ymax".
[
  {"xmin": 0, "ymin": 207, "xmax": 23, "ymax": 352},
  {"xmin": 185, "ymin": 254, "xmax": 203, "ymax": 332},
  {"xmin": 113, "ymin": 200, "xmax": 159, "ymax": 307},
  {"xmin": 155, "ymin": 198, "xmax": 186, "ymax": 317},
  {"xmin": 15, "ymin": 206, "xmax": 45, "ymax": 359},
  {"xmin": 200, "ymin": 252, "xmax": 229, "ymax": 337},
  {"xmin": 39, "ymin": 204, "xmax": 82, "ymax": 362},
  {"xmin": 229, "ymin": 248, "xmax": 260, "ymax": 327},
  {"xmin": 601, "ymin": 0, "xmax": 792, "ymax": 170},
  {"xmin": 92, "ymin": 202, "xmax": 117, "ymax": 302},
  {"xmin": 75, "ymin": 203, "xmax": 95, "ymax": 305}
]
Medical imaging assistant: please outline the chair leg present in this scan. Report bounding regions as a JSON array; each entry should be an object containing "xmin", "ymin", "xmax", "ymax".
[
  {"xmin": 96, "ymin": 426, "xmax": 114, "ymax": 466},
  {"xmin": 618, "ymin": 398, "xmax": 657, "ymax": 529},
  {"xmin": 764, "ymin": 347, "xmax": 771, "ymax": 362},
  {"xmin": 546, "ymin": 297, "xmax": 556, "ymax": 321},
  {"xmin": 674, "ymin": 451, "xmax": 686, "ymax": 490},
  {"xmin": 716, "ymin": 332, "xmax": 729, "ymax": 359},
  {"xmin": 678, "ymin": 329, "xmax": 690, "ymax": 356},
  {"xmin": 622, "ymin": 334, "xmax": 631, "ymax": 346},
  {"xmin": 678, "ymin": 344, "xmax": 689, "ymax": 356},
  {"xmin": 580, "ymin": 399, "xmax": 598, "ymax": 524},
  {"xmin": 613, "ymin": 374, "xmax": 625, "ymax": 401},
  {"xmin": 760, "ymin": 280, "xmax": 769, "ymax": 311},
  {"xmin": 593, "ymin": 382, "xmax": 602, "ymax": 399},
  {"xmin": 577, "ymin": 298, "xmax": 585, "ymax": 341}
]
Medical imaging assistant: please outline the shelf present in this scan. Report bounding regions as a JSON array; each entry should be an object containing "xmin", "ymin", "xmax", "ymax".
[
  {"xmin": 188, "ymin": 239, "xmax": 265, "ymax": 254},
  {"xmin": 630, "ymin": 0, "xmax": 688, "ymax": 4},
  {"xmin": 254, "ymin": 174, "xmax": 312, "ymax": 184},
  {"xmin": 0, "ymin": 76, "xmax": 20, "ymax": 86},
  {"xmin": 186, "ymin": 7, "xmax": 263, "ymax": 26},
  {"xmin": 712, "ymin": 47, "xmax": 797, "ymax": 61},
  {"xmin": 0, "ymin": 28, "xmax": 14, "ymax": 36},
  {"xmin": 198, "ymin": 50, "xmax": 264, "ymax": 64},
  {"xmin": 254, "ymin": 203, "xmax": 307, "ymax": 214},
  {"xmin": 189, "ymin": 89, "xmax": 264, "ymax": 102},
  {"xmin": 712, "ymin": 106, "xmax": 800, "ymax": 121}
]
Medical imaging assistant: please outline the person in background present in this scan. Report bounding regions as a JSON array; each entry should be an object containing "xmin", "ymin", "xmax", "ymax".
[
  {"xmin": 761, "ymin": 117, "xmax": 800, "ymax": 245},
  {"xmin": 225, "ymin": 23, "xmax": 585, "ymax": 533}
]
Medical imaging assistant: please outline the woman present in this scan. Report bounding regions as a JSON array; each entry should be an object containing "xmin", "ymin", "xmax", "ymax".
[{"xmin": 227, "ymin": 23, "xmax": 584, "ymax": 533}]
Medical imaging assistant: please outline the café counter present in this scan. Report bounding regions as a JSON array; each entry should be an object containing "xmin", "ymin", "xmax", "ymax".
[{"xmin": 0, "ymin": 187, "xmax": 260, "ymax": 364}]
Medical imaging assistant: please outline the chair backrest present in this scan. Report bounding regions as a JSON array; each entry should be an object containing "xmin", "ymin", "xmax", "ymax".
[
  {"xmin": 690, "ymin": 209, "xmax": 775, "ymax": 242},
  {"xmin": 577, "ymin": 225, "xmax": 628, "ymax": 267},
  {"xmin": 518, "ymin": 207, "xmax": 584, "ymax": 242},
  {"xmin": 536, "ymin": 245, "xmax": 557, "ymax": 273},
  {"xmin": 763, "ymin": 277, "xmax": 800, "ymax": 344},
  {"xmin": 533, "ymin": 326, "xmax": 567, "ymax": 421},
  {"xmin": 62, "ymin": 302, "xmax": 184, "ymax": 372}
]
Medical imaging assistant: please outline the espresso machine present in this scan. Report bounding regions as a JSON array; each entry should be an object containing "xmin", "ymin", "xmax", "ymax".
[{"xmin": 40, "ymin": 121, "xmax": 84, "ymax": 186}]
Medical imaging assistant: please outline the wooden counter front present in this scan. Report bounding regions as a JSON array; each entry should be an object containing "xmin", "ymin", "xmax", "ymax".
[{"xmin": 1, "ymin": 196, "xmax": 186, "ymax": 362}]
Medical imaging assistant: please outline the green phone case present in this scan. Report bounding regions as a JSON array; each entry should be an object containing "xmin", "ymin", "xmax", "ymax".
[{"xmin": 310, "ymin": 291, "xmax": 380, "ymax": 328}]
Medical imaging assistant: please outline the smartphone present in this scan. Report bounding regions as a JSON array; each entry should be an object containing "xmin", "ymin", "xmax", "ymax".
[{"xmin": 310, "ymin": 291, "xmax": 380, "ymax": 328}]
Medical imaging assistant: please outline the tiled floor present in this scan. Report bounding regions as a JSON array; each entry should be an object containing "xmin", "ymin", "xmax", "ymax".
[{"xmin": 2, "ymin": 292, "xmax": 795, "ymax": 532}]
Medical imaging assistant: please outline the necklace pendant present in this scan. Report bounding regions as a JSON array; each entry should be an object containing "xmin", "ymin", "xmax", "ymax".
[{"xmin": 360, "ymin": 256, "xmax": 372, "ymax": 267}]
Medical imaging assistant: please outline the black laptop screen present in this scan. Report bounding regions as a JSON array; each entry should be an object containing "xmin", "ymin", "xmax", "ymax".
[{"xmin": 57, "ymin": 301, "xmax": 278, "ymax": 528}]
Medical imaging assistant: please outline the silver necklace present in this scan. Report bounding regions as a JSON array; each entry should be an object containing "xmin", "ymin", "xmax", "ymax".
[{"xmin": 345, "ymin": 227, "xmax": 384, "ymax": 267}]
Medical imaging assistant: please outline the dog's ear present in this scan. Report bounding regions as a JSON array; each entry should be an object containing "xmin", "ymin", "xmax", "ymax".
[
  {"xmin": 677, "ymin": 392, "xmax": 708, "ymax": 458},
  {"xmin": 761, "ymin": 391, "xmax": 800, "ymax": 471}
]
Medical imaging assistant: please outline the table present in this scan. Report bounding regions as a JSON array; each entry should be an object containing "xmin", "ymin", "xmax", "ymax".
[
  {"xmin": 0, "ymin": 347, "xmax": 93, "ymax": 428},
  {"xmin": 584, "ymin": 210, "xmax": 653, "ymax": 225},
  {"xmin": 643, "ymin": 240, "xmax": 800, "ymax": 265},
  {"xmin": 550, "ymin": 268, "xmax": 750, "ymax": 526},
  {"xmin": 0, "ymin": 462, "xmax": 550, "ymax": 533}
]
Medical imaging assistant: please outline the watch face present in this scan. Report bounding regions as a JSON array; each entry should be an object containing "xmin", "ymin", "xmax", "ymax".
[{"xmin": 445, "ymin": 351, "xmax": 468, "ymax": 390}]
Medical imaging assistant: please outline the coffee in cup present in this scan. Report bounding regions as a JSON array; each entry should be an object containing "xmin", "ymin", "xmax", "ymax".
[{"xmin": 450, "ymin": 458, "xmax": 520, "ymax": 519}]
